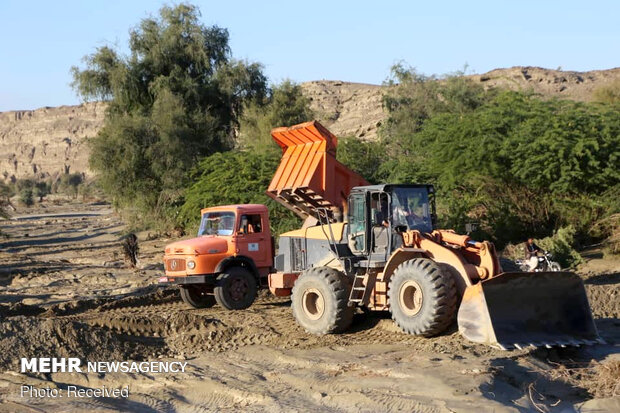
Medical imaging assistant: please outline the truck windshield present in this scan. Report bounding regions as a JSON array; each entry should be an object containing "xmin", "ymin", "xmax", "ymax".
[
  {"xmin": 391, "ymin": 187, "xmax": 433, "ymax": 233},
  {"xmin": 198, "ymin": 212, "xmax": 236, "ymax": 236}
]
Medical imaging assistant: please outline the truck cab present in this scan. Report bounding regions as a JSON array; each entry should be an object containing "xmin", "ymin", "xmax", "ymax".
[{"xmin": 160, "ymin": 204, "xmax": 273, "ymax": 310}]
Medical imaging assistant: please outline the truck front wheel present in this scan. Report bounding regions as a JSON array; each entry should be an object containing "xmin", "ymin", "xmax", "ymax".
[
  {"xmin": 214, "ymin": 267, "xmax": 257, "ymax": 310},
  {"xmin": 180, "ymin": 285, "xmax": 216, "ymax": 309}
]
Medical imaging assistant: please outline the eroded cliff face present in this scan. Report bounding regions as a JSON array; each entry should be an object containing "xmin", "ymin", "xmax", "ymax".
[
  {"xmin": 0, "ymin": 102, "xmax": 106, "ymax": 182},
  {"xmin": 301, "ymin": 80, "xmax": 384, "ymax": 140},
  {"xmin": 469, "ymin": 66, "xmax": 620, "ymax": 101},
  {"xmin": 1, "ymin": 66, "xmax": 618, "ymax": 182}
]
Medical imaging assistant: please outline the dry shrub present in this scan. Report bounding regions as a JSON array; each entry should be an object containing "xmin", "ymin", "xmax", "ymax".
[
  {"xmin": 589, "ymin": 360, "xmax": 620, "ymax": 398},
  {"xmin": 547, "ymin": 359, "xmax": 620, "ymax": 399}
]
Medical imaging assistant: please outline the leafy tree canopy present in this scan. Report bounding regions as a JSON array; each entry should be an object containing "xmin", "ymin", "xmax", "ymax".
[
  {"xmin": 376, "ymin": 64, "xmax": 620, "ymax": 247},
  {"xmin": 71, "ymin": 3, "xmax": 267, "ymax": 225},
  {"xmin": 179, "ymin": 79, "xmax": 313, "ymax": 234},
  {"xmin": 179, "ymin": 151, "xmax": 300, "ymax": 236},
  {"xmin": 238, "ymin": 80, "xmax": 314, "ymax": 155}
]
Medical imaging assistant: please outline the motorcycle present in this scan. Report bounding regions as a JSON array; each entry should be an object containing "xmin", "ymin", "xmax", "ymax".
[{"xmin": 516, "ymin": 251, "xmax": 562, "ymax": 272}]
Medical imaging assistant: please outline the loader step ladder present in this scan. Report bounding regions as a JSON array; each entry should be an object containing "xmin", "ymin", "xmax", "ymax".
[{"xmin": 348, "ymin": 272, "xmax": 375, "ymax": 306}]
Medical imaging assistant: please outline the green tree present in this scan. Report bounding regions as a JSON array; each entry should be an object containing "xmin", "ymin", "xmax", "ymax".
[
  {"xmin": 382, "ymin": 89, "xmax": 620, "ymax": 247},
  {"xmin": 238, "ymin": 80, "xmax": 314, "ymax": 154},
  {"xmin": 336, "ymin": 137, "xmax": 387, "ymax": 184},
  {"xmin": 179, "ymin": 151, "xmax": 299, "ymax": 236},
  {"xmin": 33, "ymin": 181, "xmax": 50, "ymax": 202},
  {"xmin": 71, "ymin": 3, "xmax": 267, "ymax": 226},
  {"xmin": 59, "ymin": 173, "xmax": 84, "ymax": 198},
  {"xmin": 0, "ymin": 182, "xmax": 12, "ymax": 218}
]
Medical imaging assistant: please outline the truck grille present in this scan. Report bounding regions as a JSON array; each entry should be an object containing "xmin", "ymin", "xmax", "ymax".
[{"xmin": 166, "ymin": 258, "xmax": 186, "ymax": 272}]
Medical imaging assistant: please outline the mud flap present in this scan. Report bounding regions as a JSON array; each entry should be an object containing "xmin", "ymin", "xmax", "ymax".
[{"xmin": 457, "ymin": 272, "xmax": 602, "ymax": 350}]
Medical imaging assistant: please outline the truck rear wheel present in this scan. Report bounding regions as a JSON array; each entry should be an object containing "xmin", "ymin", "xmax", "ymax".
[
  {"xmin": 180, "ymin": 286, "xmax": 216, "ymax": 309},
  {"xmin": 214, "ymin": 267, "xmax": 257, "ymax": 310},
  {"xmin": 388, "ymin": 258, "xmax": 457, "ymax": 337},
  {"xmin": 291, "ymin": 267, "xmax": 354, "ymax": 335}
]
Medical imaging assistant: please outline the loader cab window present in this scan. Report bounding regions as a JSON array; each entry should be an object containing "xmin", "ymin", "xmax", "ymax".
[
  {"xmin": 391, "ymin": 187, "xmax": 433, "ymax": 233},
  {"xmin": 198, "ymin": 212, "xmax": 236, "ymax": 236},
  {"xmin": 370, "ymin": 192, "xmax": 390, "ymax": 257},
  {"xmin": 239, "ymin": 214, "xmax": 262, "ymax": 234},
  {"xmin": 347, "ymin": 192, "xmax": 367, "ymax": 253}
]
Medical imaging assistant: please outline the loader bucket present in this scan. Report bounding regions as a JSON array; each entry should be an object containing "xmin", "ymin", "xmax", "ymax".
[{"xmin": 457, "ymin": 271, "xmax": 602, "ymax": 350}]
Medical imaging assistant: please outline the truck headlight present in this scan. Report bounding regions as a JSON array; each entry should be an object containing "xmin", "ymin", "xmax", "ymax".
[{"xmin": 187, "ymin": 260, "xmax": 196, "ymax": 269}]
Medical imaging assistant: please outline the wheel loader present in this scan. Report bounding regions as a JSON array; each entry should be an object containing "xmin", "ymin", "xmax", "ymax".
[{"xmin": 265, "ymin": 121, "xmax": 601, "ymax": 350}]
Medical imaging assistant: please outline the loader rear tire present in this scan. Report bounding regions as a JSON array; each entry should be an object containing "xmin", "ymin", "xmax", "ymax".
[
  {"xmin": 214, "ymin": 267, "xmax": 257, "ymax": 310},
  {"xmin": 388, "ymin": 258, "xmax": 457, "ymax": 337},
  {"xmin": 180, "ymin": 286, "xmax": 216, "ymax": 309},
  {"xmin": 291, "ymin": 267, "xmax": 354, "ymax": 335}
]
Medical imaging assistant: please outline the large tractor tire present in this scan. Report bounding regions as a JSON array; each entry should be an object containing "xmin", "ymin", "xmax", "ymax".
[
  {"xmin": 291, "ymin": 267, "xmax": 354, "ymax": 335},
  {"xmin": 214, "ymin": 267, "xmax": 257, "ymax": 310},
  {"xmin": 388, "ymin": 258, "xmax": 457, "ymax": 337},
  {"xmin": 180, "ymin": 286, "xmax": 216, "ymax": 309}
]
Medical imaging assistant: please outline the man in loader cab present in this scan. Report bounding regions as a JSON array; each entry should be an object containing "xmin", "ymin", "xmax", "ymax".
[{"xmin": 524, "ymin": 237, "xmax": 542, "ymax": 271}]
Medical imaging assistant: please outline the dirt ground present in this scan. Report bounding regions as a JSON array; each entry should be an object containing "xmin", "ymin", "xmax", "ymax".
[{"xmin": 0, "ymin": 203, "xmax": 618, "ymax": 412}]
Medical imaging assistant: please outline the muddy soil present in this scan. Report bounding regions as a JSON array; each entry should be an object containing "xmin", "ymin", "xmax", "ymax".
[{"xmin": 0, "ymin": 203, "xmax": 618, "ymax": 412}]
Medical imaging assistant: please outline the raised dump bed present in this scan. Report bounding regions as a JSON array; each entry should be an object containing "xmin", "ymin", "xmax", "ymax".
[{"xmin": 266, "ymin": 121, "xmax": 368, "ymax": 221}]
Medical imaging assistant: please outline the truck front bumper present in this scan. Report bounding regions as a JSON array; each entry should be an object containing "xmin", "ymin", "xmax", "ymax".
[{"xmin": 158, "ymin": 274, "xmax": 216, "ymax": 285}]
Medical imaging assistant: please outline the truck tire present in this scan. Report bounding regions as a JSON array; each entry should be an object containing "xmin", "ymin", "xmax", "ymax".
[
  {"xmin": 388, "ymin": 258, "xmax": 457, "ymax": 337},
  {"xmin": 180, "ymin": 286, "xmax": 216, "ymax": 309},
  {"xmin": 291, "ymin": 266, "xmax": 354, "ymax": 335},
  {"xmin": 214, "ymin": 267, "xmax": 257, "ymax": 310}
]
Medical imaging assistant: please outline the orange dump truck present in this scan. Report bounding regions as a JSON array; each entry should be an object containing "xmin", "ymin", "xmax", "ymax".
[{"xmin": 159, "ymin": 204, "xmax": 273, "ymax": 310}]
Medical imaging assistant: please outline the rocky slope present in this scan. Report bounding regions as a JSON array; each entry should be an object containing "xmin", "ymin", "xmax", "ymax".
[
  {"xmin": 0, "ymin": 66, "xmax": 618, "ymax": 182},
  {"xmin": 0, "ymin": 102, "xmax": 105, "ymax": 182},
  {"xmin": 469, "ymin": 66, "xmax": 620, "ymax": 101}
]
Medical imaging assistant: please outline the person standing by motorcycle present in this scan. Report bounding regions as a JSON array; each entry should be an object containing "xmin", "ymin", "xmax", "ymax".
[{"xmin": 525, "ymin": 238, "xmax": 542, "ymax": 271}]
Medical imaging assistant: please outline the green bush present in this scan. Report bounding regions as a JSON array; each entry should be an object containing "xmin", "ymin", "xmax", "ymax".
[
  {"xmin": 377, "ymin": 67, "xmax": 620, "ymax": 248},
  {"xmin": 537, "ymin": 226, "xmax": 584, "ymax": 269},
  {"xmin": 238, "ymin": 80, "xmax": 314, "ymax": 155},
  {"xmin": 19, "ymin": 188, "xmax": 34, "ymax": 207},
  {"xmin": 179, "ymin": 151, "xmax": 300, "ymax": 236}
]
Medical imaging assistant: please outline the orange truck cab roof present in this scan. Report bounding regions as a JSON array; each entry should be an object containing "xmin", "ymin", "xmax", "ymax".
[{"xmin": 200, "ymin": 204, "xmax": 268, "ymax": 215}]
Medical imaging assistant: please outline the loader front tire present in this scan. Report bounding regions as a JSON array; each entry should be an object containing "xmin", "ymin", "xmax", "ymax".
[
  {"xmin": 291, "ymin": 267, "xmax": 354, "ymax": 335},
  {"xmin": 214, "ymin": 267, "xmax": 257, "ymax": 310},
  {"xmin": 180, "ymin": 286, "xmax": 216, "ymax": 309},
  {"xmin": 388, "ymin": 258, "xmax": 457, "ymax": 337}
]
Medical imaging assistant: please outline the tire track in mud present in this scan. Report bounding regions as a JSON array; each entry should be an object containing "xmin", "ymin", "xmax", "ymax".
[
  {"xmin": 2, "ymin": 268, "xmax": 616, "ymax": 372},
  {"xmin": 0, "ymin": 284, "xmax": 501, "ymax": 372}
]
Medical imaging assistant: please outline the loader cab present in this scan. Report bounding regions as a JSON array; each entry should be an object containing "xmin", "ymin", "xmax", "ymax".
[{"xmin": 347, "ymin": 184, "xmax": 436, "ymax": 261}]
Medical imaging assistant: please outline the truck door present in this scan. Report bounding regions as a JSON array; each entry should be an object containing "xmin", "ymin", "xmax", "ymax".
[{"xmin": 236, "ymin": 213, "xmax": 270, "ymax": 268}]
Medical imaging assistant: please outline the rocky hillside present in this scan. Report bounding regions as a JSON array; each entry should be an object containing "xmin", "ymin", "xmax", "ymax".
[
  {"xmin": 0, "ymin": 102, "xmax": 105, "ymax": 182},
  {"xmin": 0, "ymin": 66, "xmax": 618, "ymax": 182},
  {"xmin": 302, "ymin": 81, "xmax": 384, "ymax": 140},
  {"xmin": 469, "ymin": 66, "xmax": 620, "ymax": 101}
]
